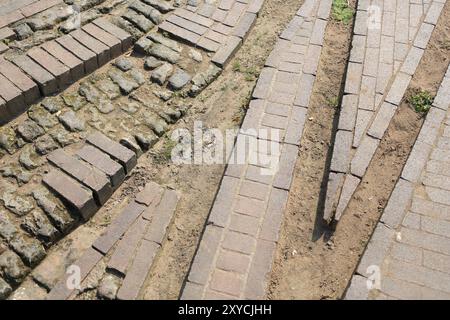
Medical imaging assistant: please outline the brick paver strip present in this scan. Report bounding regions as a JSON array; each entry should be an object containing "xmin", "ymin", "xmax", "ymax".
[
  {"xmin": 330, "ymin": 130, "xmax": 353, "ymax": 173},
  {"xmin": 334, "ymin": 174, "xmax": 360, "ymax": 221},
  {"xmin": 116, "ymin": 239, "xmax": 159, "ymax": 300},
  {"xmin": 47, "ymin": 149, "xmax": 113, "ymax": 205},
  {"xmin": 86, "ymin": 132, "xmax": 137, "ymax": 174},
  {"xmin": 233, "ymin": 12, "xmax": 256, "ymax": 38},
  {"xmin": 10, "ymin": 54, "xmax": 58, "ymax": 96},
  {"xmin": 43, "ymin": 169, "xmax": 98, "ymax": 221},
  {"xmin": 47, "ymin": 247, "xmax": 103, "ymax": 300},
  {"xmin": 144, "ymin": 189, "xmax": 179, "ymax": 244},
  {"xmin": 27, "ymin": 47, "xmax": 71, "ymax": 88},
  {"xmin": 40, "ymin": 40, "xmax": 84, "ymax": 81},
  {"xmin": 76, "ymin": 145, "xmax": 126, "ymax": 188},
  {"xmin": 82, "ymin": 23, "xmax": 122, "ymax": 59},
  {"xmin": 70, "ymin": 29, "xmax": 111, "ymax": 67},
  {"xmin": 56, "ymin": 35, "xmax": 98, "ymax": 74},
  {"xmin": 92, "ymin": 17, "xmax": 133, "ymax": 51},
  {"xmin": 92, "ymin": 201, "xmax": 146, "ymax": 254},
  {"xmin": 211, "ymin": 35, "xmax": 242, "ymax": 67},
  {"xmin": 182, "ymin": 0, "xmax": 333, "ymax": 300}
]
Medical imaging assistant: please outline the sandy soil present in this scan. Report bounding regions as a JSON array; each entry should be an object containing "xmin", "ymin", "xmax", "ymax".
[{"xmin": 268, "ymin": 1, "xmax": 450, "ymax": 300}]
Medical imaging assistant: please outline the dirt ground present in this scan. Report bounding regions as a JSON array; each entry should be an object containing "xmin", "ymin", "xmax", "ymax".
[{"xmin": 268, "ymin": 1, "xmax": 450, "ymax": 300}]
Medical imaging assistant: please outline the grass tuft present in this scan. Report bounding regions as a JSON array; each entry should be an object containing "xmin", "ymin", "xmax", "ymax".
[{"xmin": 332, "ymin": 0, "xmax": 354, "ymax": 24}]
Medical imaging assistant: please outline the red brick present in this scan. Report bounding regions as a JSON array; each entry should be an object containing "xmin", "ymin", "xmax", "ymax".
[
  {"xmin": 10, "ymin": 54, "xmax": 57, "ymax": 95},
  {"xmin": 76, "ymin": 145, "xmax": 125, "ymax": 188},
  {"xmin": 86, "ymin": 132, "xmax": 137, "ymax": 174},
  {"xmin": 223, "ymin": 2, "xmax": 246, "ymax": 27},
  {"xmin": 144, "ymin": 189, "xmax": 179, "ymax": 244},
  {"xmin": 135, "ymin": 181, "xmax": 164, "ymax": 206},
  {"xmin": 47, "ymin": 149, "xmax": 112, "ymax": 205},
  {"xmin": 174, "ymin": 8, "xmax": 214, "ymax": 27},
  {"xmin": 43, "ymin": 170, "xmax": 98, "ymax": 220},
  {"xmin": 0, "ymin": 10, "xmax": 24, "ymax": 29},
  {"xmin": 167, "ymin": 14, "xmax": 208, "ymax": 35},
  {"xmin": 210, "ymin": 269, "xmax": 244, "ymax": 297},
  {"xmin": 20, "ymin": 0, "xmax": 61, "ymax": 17},
  {"xmin": 27, "ymin": 47, "xmax": 71, "ymax": 88},
  {"xmin": 0, "ymin": 72, "xmax": 26, "ymax": 117},
  {"xmin": 40, "ymin": 40, "xmax": 84, "ymax": 81},
  {"xmin": 107, "ymin": 217, "xmax": 149, "ymax": 275},
  {"xmin": 158, "ymin": 21, "xmax": 201, "ymax": 45},
  {"xmin": 92, "ymin": 201, "xmax": 146, "ymax": 254},
  {"xmin": 70, "ymin": 29, "xmax": 110, "ymax": 66},
  {"xmin": 92, "ymin": 17, "xmax": 132, "ymax": 51},
  {"xmin": 116, "ymin": 239, "xmax": 159, "ymax": 300},
  {"xmin": 56, "ymin": 35, "xmax": 97, "ymax": 74},
  {"xmin": 188, "ymin": 225, "xmax": 222, "ymax": 285},
  {"xmin": 82, "ymin": 23, "xmax": 122, "ymax": 58},
  {"xmin": 211, "ymin": 35, "xmax": 242, "ymax": 67},
  {"xmin": 47, "ymin": 247, "xmax": 103, "ymax": 300}
]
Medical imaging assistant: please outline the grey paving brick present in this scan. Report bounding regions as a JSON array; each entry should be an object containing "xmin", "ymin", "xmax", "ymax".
[
  {"xmin": 259, "ymin": 188, "xmax": 288, "ymax": 242},
  {"xmin": 402, "ymin": 211, "xmax": 421, "ymax": 229},
  {"xmin": 350, "ymin": 135, "xmax": 379, "ymax": 178},
  {"xmin": 425, "ymin": 2, "xmax": 445, "ymax": 25},
  {"xmin": 284, "ymin": 106, "xmax": 307, "ymax": 146},
  {"xmin": 323, "ymin": 172, "xmax": 344, "ymax": 221},
  {"xmin": 222, "ymin": 229, "xmax": 257, "ymax": 255},
  {"xmin": 344, "ymin": 62, "xmax": 363, "ymax": 94},
  {"xmin": 411, "ymin": 196, "xmax": 450, "ymax": 221},
  {"xmin": 338, "ymin": 95, "xmax": 358, "ymax": 131},
  {"xmin": 433, "ymin": 74, "xmax": 450, "ymax": 111},
  {"xmin": 273, "ymin": 144, "xmax": 298, "ymax": 190},
  {"xmin": 302, "ymin": 44, "xmax": 322, "ymax": 75},
  {"xmin": 401, "ymin": 140, "xmax": 433, "ymax": 183},
  {"xmin": 294, "ymin": 73, "xmax": 315, "ymax": 107},
  {"xmin": 382, "ymin": 11, "xmax": 395, "ymax": 36},
  {"xmin": 330, "ymin": 130, "xmax": 353, "ymax": 173},
  {"xmin": 385, "ymin": 72, "xmax": 411, "ymax": 106},
  {"xmin": 401, "ymin": 46, "xmax": 424, "ymax": 75},
  {"xmin": 344, "ymin": 275, "xmax": 369, "ymax": 300},
  {"xmin": 252, "ymin": 67, "xmax": 275, "ymax": 99},
  {"xmin": 180, "ymin": 281, "xmax": 204, "ymax": 300},
  {"xmin": 334, "ymin": 174, "xmax": 360, "ymax": 221},
  {"xmin": 423, "ymin": 250, "xmax": 450, "ymax": 274},
  {"xmin": 353, "ymin": 10, "xmax": 368, "ymax": 35},
  {"xmin": 229, "ymin": 213, "xmax": 259, "ymax": 236},
  {"xmin": 399, "ymin": 227, "xmax": 450, "ymax": 256},
  {"xmin": 363, "ymin": 48, "xmax": 379, "ymax": 77},
  {"xmin": 414, "ymin": 23, "xmax": 434, "ymax": 49},
  {"xmin": 358, "ymin": 75, "xmax": 376, "ymax": 111},
  {"xmin": 211, "ymin": 36, "xmax": 242, "ymax": 67},
  {"xmin": 208, "ymin": 176, "xmax": 240, "ymax": 227},
  {"xmin": 367, "ymin": 102, "xmax": 397, "ymax": 139},
  {"xmin": 232, "ymin": 12, "xmax": 256, "ymax": 38},
  {"xmin": 349, "ymin": 35, "xmax": 366, "ymax": 63},
  {"xmin": 310, "ymin": 18, "xmax": 327, "ymax": 46},
  {"xmin": 353, "ymin": 109, "xmax": 373, "ymax": 148},
  {"xmin": 390, "ymin": 242, "xmax": 422, "ymax": 265},
  {"xmin": 425, "ymin": 186, "xmax": 450, "ymax": 207},
  {"xmin": 380, "ymin": 178, "xmax": 414, "ymax": 228},
  {"xmin": 417, "ymin": 117, "xmax": 443, "ymax": 145}
]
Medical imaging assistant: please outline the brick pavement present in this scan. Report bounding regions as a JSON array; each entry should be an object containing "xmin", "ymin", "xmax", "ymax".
[
  {"xmin": 324, "ymin": 0, "xmax": 446, "ymax": 223},
  {"xmin": 345, "ymin": 64, "xmax": 450, "ymax": 299},
  {"xmin": 181, "ymin": 0, "xmax": 333, "ymax": 300}
]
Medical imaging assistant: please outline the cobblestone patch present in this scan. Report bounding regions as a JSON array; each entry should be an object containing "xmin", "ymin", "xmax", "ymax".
[
  {"xmin": 180, "ymin": 0, "xmax": 332, "ymax": 300},
  {"xmin": 324, "ymin": 0, "xmax": 444, "ymax": 223},
  {"xmin": 345, "ymin": 64, "xmax": 450, "ymax": 300}
]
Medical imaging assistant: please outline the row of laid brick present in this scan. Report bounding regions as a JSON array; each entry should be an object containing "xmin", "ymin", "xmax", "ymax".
[
  {"xmin": 43, "ymin": 131, "xmax": 137, "ymax": 221},
  {"xmin": 159, "ymin": 0, "xmax": 264, "ymax": 66},
  {"xmin": 0, "ymin": 17, "xmax": 132, "ymax": 125},
  {"xmin": 47, "ymin": 181, "xmax": 179, "ymax": 300},
  {"xmin": 180, "ymin": 0, "xmax": 333, "ymax": 300},
  {"xmin": 323, "ymin": 0, "xmax": 445, "ymax": 223},
  {"xmin": 345, "ymin": 65, "xmax": 450, "ymax": 300},
  {"xmin": 0, "ymin": 0, "xmax": 62, "ymax": 29}
]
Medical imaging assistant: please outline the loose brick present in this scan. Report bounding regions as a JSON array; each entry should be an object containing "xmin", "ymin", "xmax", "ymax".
[
  {"xmin": 27, "ymin": 47, "xmax": 71, "ymax": 88},
  {"xmin": 0, "ymin": 73, "xmax": 26, "ymax": 117},
  {"xmin": 47, "ymin": 149, "xmax": 112, "ymax": 205},
  {"xmin": 10, "ymin": 54, "xmax": 57, "ymax": 96},
  {"xmin": 223, "ymin": 2, "xmax": 246, "ymax": 27},
  {"xmin": 135, "ymin": 181, "xmax": 164, "ymax": 206},
  {"xmin": 70, "ymin": 29, "xmax": 110, "ymax": 66},
  {"xmin": 209, "ymin": 176, "xmax": 240, "ymax": 227},
  {"xmin": 211, "ymin": 35, "xmax": 242, "ymax": 67},
  {"xmin": 47, "ymin": 247, "xmax": 103, "ymax": 300},
  {"xmin": 367, "ymin": 102, "xmax": 397, "ymax": 139},
  {"xmin": 40, "ymin": 41, "xmax": 84, "ymax": 81},
  {"xmin": 380, "ymin": 178, "xmax": 414, "ymax": 228},
  {"xmin": 93, "ymin": 17, "xmax": 133, "ymax": 51},
  {"xmin": 259, "ymin": 188, "xmax": 288, "ymax": 242},
  {"xmin": 350, "ymin": 135, "xmax": 379, "ymax": 177},
  {"xmin": 330, "ymin": 130, "xmax": 353, "ymax": 173},
  {"xmin": 144, "ymin": 189, "xmax": 178, "ymax": 244},
  {"xmin": 43, "ymin": 170, "xmax": 98, "ymax": 220},
  {"xmin": 76, "ymin": 145, "xmax": 125, "ymax": 188},
  {"xmin": 401, "ymin": 140, "xmax": 433, "ymax": 183},
  {"xmin": 82, "ymin": 23, "xmax": 122, "ymax": 58},
  {"xmin": 188, "ymin": 224, "xmax": 222, "ymax": 285},
  {"xmin": 86, "ymin": 132, "xmax": 137, "ymax": 174},
  {"xmin": 107, "ymin": 216, "xmax": 149, "ymax": 275},
  {"xmin": 158, "ymin": 21, "xmax": 201, "ymax": 45},
  {"xmin": 56, "ymin": 35, "xmax": 97, "ymax": 74},
  {"xmin": 116, "ymin": 239, "xmax": 159, "ymax": 300},
  {"xmin": 334, "ymin": 174, "xmax": 360, "ymax": 221},
  {"xmin": 93, "ymin": 201, "xmax": 146, "ymax": 254},
  {"xmin": 273, "ymin": 144, "xmax": 298, "ymax": 190}
]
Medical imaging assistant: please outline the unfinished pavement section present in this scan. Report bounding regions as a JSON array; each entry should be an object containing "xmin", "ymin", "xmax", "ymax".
[
  {"xmin": 345, "ymin": 64, "xmax": 450, "ymax": 300},
  {"xmin": 180, "ymin": 0, "xmax": 333, "ymax": 300},
  {"xmin": 324, "ymin": 0, "xmax": 446, "ymax": 223}
]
